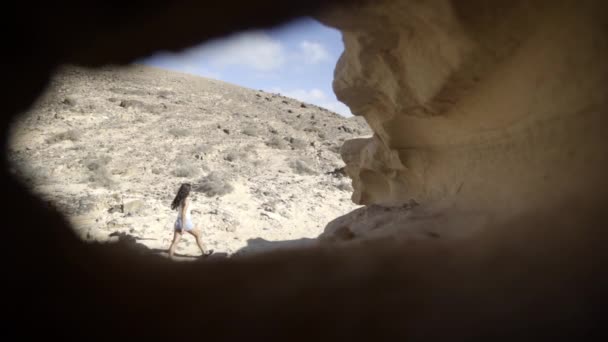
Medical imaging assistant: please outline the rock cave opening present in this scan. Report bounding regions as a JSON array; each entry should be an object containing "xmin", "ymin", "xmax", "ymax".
[
  {"xmin": 3, "ymin": 1, "xmax": 608, "ymax": 338},
  {"xmin": 8, "ymin": 0, "xmax": 608, "ymax": 262}
]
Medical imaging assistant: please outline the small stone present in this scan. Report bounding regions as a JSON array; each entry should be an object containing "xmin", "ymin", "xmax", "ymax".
[
  {"xmin": 338, "ymin": 125, "xmax": 353, "ymax": 133},
  {"xmin": 108, "ymin": 205, "xmax": 122, "ymax": 214},
  {"xmin": 62, "ymin": 97, "xmax": 77, "ymax": 106},
  {"xmin": 123, "ymin": 199, "xmax": 145, "ymax": 215}
]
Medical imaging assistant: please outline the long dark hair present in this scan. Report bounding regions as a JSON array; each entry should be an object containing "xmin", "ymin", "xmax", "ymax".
[{"xmin": 171, "ymin": 183, "xmax": 192, "ymax": 210}]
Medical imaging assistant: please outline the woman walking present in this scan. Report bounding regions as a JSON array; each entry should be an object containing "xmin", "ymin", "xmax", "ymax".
[{"xmin": 168, "ymin": 183, "xmax": 213, "ymax": 259}]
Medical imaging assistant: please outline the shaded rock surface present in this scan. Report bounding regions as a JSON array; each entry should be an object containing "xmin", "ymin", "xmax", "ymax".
[{"xmin": 318, "ymin": 0, "xmax": 608, "ymax": 241}]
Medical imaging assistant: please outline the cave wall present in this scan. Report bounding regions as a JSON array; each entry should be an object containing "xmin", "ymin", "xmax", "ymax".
[
  {"xmin": 2, "ymin": 0, "xmax": 608, "ymax": 340},
  {"xmin": 318, "ymin": 0, "xmax": 608, "ymax": 241}
]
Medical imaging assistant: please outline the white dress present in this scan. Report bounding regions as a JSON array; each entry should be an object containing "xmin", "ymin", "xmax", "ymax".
[{"xmin": 174, "ymin": 199, "xmax": 194, "ymax": 231}]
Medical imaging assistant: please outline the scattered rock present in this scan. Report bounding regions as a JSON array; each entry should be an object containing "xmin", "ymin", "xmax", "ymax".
[
  {"xmin": 108, "ymin": 204, "xmax": 123, "ymax": 214},
  {"xmin": 289, "ymin": 159, "xmax": 317, "ymax": 175},
  {"xmin": 335, "ymin": 181, "xmax": 352, "ymax": 192},
  {"xmin": 338, "ymin": 125, "xmax": 353, "ymax": 133},
  {"xmin": 109, "ymin": 87, "xmax": 148, "ymax": 96},
  {"xmin": 168, "ymin": 127, "xmax": 190, "ymax": 137},
  {"xmin": 260, "ymin": 211, "xmax": 282, "ymax": 221},
  {"xmin": 266, "ymin": 136, "xmax": 288, "ymax": 150},
  {"xmin": 74, "ymin": 195, "xmax": 98, "ymax": 215},
  {"xmin": 119, "ymin": 99, "xmax": 145, "ymax": 109},
  {"xmin": 61, "ymin": 97, "xmax": 77, "ymax": 107},
  {"xmin": 107, "ymin": 219, "xmax": 119, "ymax": 228},
  {"xmin": 241, "ymin": 125, "xmax": 260, "ymax": 137},
  {"xmin": 46, "ymin": 129, "xmax": 82, "ymax": 144},
  {"xmin": 289, "ymin": 137, "xmax": 308, "ymax": 150},
  {"xmin": 195, "ymin": 172, "xmax": 234, "ymax": 197},
  {"xmin": 123, "ymin": 199, "xmax": 145, "ymax": 215},
  {"xmin": 157, "ymin": 90, "xmax": 174, "ymax": 99},
  {"xmin": 117, "ymin": 99, "xmax": 165, "ymax": 114},
  {"xmin": 326, "ymin": 167, "xmax": 347, "ymax": 178},
  {"xmin": 173, "ymin": 161, "xmax": 200, "ymax": 178}
]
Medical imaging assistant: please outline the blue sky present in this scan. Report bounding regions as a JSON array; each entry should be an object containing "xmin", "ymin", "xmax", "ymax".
[{"xmin": 138, "ymin": 17, "xmax": 352, "ymax": 117}]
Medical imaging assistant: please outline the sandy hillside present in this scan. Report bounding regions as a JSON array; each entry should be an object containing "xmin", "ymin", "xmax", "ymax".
[{"xmin": 8, "ymin": 64, "xmax": 371, "ymax": 258}]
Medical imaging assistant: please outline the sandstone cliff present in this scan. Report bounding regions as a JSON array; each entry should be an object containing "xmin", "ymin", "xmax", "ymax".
[{"xmin": 319, "ymin": 0, "xmax": 608, "ymax": 242}]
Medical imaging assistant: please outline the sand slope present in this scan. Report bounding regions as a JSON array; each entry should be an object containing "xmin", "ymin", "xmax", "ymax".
[{"xmin": 8, "ymin": 64, "xmax": 371, "ymax": 258}]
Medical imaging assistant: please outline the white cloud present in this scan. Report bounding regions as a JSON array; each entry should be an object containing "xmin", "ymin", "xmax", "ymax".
[
  {"xmin": 282, "ymin": 88, "xmax": 328, "ymax": 103},
  {"xmin": 267, "ymin": 87, "xmax": 283, "ymax": 94},
  {"xmin": 299, "ymin": 41, "xmax": 330, "ymax": 64},
  {"xmin": 197, "ymin": 31, "xmax": 286, "ymax": 71}
]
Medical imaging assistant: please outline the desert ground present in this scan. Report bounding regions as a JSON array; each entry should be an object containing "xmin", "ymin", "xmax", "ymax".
[{"xmin": 8, "ymin": 64, "xmax": 371, "ymax": 259}]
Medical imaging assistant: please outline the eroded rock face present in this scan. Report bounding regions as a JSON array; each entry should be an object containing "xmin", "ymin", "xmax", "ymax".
[{"xmin": 319, "ymin": 0, "xmax": 608, "ymax": 240}]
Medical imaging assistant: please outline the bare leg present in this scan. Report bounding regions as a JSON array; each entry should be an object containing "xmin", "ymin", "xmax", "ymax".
[
  {"xmin": 188, "ymin": 227, "xmax": 213, "ymax": 256},
  {"xmin": 168, "ymin": 230, "xmax": 182, "ymax": 259}
]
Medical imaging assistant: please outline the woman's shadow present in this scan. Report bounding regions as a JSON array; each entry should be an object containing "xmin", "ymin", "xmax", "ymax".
[
  {"xmin": 107, "ymin": 232, "xmax": 318, "ymax": 259},
  {"xmin": 108, "ymin": 231, "xmax": 229, "ymax": 260},
  {"xmin": 232, "ymin": 237, "xmax": 317, "ymax": 256}
]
